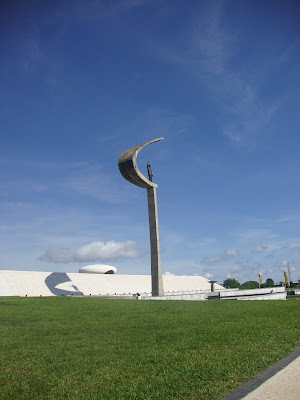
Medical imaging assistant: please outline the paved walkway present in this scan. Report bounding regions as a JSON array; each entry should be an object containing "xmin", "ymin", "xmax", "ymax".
[{"xmin": 222, "ymin": 347, "xmax": 300, "ymax": 400}]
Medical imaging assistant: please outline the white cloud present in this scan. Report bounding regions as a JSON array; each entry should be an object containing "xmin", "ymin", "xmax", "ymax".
[
  {"xmin": 251, "ymin": 245, "xmax": 267, "ymax": 253},
  {"xmin": 202, "ymin": 255, "xmax": 224, "ymax": 264},
  {"xmin": 61, "ymin": 167, "xmax": 132, "ymax": 204},
  {"xmin": 164, "ymin": 271, "xmax": 175, "ymax": 276},
  {"xmin": 201, "ymin": 248, "xmax": 239, "ymax": 264},
  {"xmin": 39, "ymin": 240, "xmax": 145, "ymax": 263},
  {"xmin": 236, "ymin": 229, "xmax": 276, "ymax": 242},
  {"xmin": 152, "ymin": 2, "xmax": 288, "ymax": 147},
  {"xmin": 232, "ymin": 265, "xmax": 242, "ymax": 272},
  {"xmin": 1, "ymin": 159, "xmax": 133, "ymax": 205},
  {"xmin": 125, "ymin": 107, "xmax": 193, "ymax": 143},
  {"xmin": 276, "ymin": 215, "xmax": 300, "ymax": 223},
  {"xmin": 204, "ymin": 272, "xmax": 214, "ymax": 280},
  {"xmin": 195, "ymin": 237, "xmax": 216, "ymax": 247},
  {"xmin": 279, "ymin": 262, "xmax": 296, "ymax": 275},
  {"xmin": 226, "ymin": 271, "xmax": 242, "ymax": 280},
  {"xmin": 226, "ymin": 249, "xmax": 239, "ymax": 256},
  {"xmin": 74, "ymin": 240, "xmax": 142, "ymax": 262},
  {"xmin": 282, "ymin": 260, "xmax": 289, "ymax": 267},
  {"xmin": 249, "ymin": 263, "xmax": 263, "ymax": 271},
  {"xmin": 190, "ymin": 4, "xmax": 285, "ymax": 147},
  {"xmin": 226, "ymin": 262, "xmax": 245, "ymax": 280},
  {"xmin": 38, "ymin": 246, "xmax": 73, "ymax": 263}
]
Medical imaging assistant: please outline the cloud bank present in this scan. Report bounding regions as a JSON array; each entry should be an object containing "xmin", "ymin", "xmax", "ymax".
[
  {"xmin": 39, "ymin": 246, "xmax": 73, "ymax": 263},
  {"xmin": 39, "ymin": 240, "xmax": 145, "ymax": 263},
  {"xmin": 74, "ymin": 240, "xmax": 142, "ymax": 261},
  {"xmin": 201, "ymin": 248, "xmax": 239, "ymax": 265},
  {"xmin": 251, "ymin": 245, "xmax": 267, "ymax": 253}
]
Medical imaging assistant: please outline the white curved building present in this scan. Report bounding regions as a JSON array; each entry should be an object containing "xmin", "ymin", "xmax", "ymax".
[{"xmin": 79, "ymin": 264, "xmax": 117, "ymax": 274}]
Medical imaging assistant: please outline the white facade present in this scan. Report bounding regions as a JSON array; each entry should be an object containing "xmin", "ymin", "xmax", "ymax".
[
  {"xmin": 0, "ymin": 270, "xmax": 286, "ymax": 300},
  {"xmin": 0, "ymin": 270, "xmax": 223, "ymax": 297}
]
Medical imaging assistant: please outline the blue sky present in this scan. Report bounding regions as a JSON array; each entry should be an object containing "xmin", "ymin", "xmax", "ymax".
[{"xmin": 1, "ymin": 0, "xmax": 300, "ymax": 285}]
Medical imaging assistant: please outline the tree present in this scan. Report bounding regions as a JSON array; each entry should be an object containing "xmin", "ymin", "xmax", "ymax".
[
  {"xmin": 265, "ymin": 278, "xmax": 275, "ymax": 287},
  {"xmin": 261, "ymin": 278, "xmax": 275, "ymax": 288},
  {"xmin": 223, "ymin": 278, "xmax": 240, "ymax": 289},
  {"xmin": 240, "ymin": 281, "xmax": 259, "ymax": 290}
]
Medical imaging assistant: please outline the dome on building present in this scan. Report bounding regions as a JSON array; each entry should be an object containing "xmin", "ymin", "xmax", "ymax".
[{"xmin": 79, "ymin": 264, "xmax": 117, "ymax": 274}]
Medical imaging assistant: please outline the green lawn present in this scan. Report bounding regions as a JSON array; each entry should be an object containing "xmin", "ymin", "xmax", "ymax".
[{"xmin": 0, "ymin": 297, "xmax": 299, "ymax": 400}]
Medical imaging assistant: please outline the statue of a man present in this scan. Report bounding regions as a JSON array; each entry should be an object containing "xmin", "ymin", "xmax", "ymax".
[{"xmin": 147, "ymin": 162, "xmax": 153, "ymax": 182}]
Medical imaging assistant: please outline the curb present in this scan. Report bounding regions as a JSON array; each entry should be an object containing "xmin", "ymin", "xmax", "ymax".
[{"xmin": 221, "ymin": 347, "xmax": 300, "ymax": 400}]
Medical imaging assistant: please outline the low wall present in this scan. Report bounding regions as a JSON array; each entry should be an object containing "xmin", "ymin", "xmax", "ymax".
[
  {"xmin": 140, "ymin": 293, "xmax": 208, "ymax": 301},
  {"xmin": 219, "ymin": 287, "xmax": 286, "ymax": 300},
  {"xmin": 140, "ymin": 287, "xmax": 286, "ymax": 301}
]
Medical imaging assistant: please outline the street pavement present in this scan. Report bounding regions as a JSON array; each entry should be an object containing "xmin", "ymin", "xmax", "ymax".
[{"xmin": 222, "ymin": 347, "xmax": 300, "ymax": 400}]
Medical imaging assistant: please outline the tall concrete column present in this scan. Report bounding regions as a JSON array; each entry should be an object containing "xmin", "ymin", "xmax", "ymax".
[
  {"xmin": 118, "ymin": 137, "xmax": 164, "ymax": 297},
  {"xmin": 147, "ymin": 187, "xmax": 164, "ymax": 296},
  {"xmin": 209, "ymin": 280, "xmax": 217, "ymax": 292}
]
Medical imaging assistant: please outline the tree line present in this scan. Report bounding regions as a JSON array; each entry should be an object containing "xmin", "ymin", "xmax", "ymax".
[{"xmin": 223, "ymin": 278, "xmax": 275, "ymax": 289}]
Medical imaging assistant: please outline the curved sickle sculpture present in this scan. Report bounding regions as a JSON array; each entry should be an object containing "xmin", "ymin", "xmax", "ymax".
[
  {"xmin": 118, "ymin": 137, "xmax": 164, "ymax": 188},
  {"xmin": 118, "ymin": 137, "xmax": 164, "ymax": 296}
]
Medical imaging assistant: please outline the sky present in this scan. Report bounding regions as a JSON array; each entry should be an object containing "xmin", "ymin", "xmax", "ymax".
[{"xmin": 1, "ymin": 0, "xmax": 300, "ymax": 285}]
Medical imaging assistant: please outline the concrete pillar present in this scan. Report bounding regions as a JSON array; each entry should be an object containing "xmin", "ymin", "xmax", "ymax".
[
  {"xmin": 147, "ymin": 187, "xmax": 164, "ymax": 296},
  {"xmin": 209, "ymin": 280, "xmax": 217, "ymax": 292}
]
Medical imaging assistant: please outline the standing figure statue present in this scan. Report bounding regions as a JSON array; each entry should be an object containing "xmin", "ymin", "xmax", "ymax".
[{"xmin": 147, "ymin": 162, "xmax": 153, "ymax": 182}]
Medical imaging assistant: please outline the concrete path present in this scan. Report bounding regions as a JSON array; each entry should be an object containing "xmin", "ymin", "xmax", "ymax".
[{"xmin": 222, "ymin": 347, "xmax": 300, "ymax": 400}]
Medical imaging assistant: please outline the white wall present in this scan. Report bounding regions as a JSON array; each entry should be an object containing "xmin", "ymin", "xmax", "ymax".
[{"xmin": 0, "ymin": 270, "xmax": 223, "ymax": 297}]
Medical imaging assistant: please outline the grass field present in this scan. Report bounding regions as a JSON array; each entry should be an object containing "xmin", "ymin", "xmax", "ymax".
[{"xmin": 0, "ymin": 297, "xmax": 299, "ymax": 400}]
